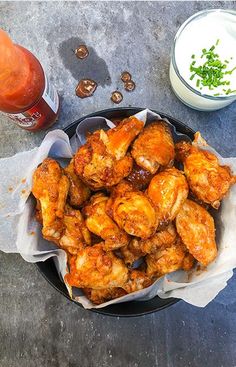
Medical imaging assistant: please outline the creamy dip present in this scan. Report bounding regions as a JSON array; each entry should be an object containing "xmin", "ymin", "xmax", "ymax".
[{"xmin": 169, "ymin": 10, "xmax": 236, "ymax": 111}]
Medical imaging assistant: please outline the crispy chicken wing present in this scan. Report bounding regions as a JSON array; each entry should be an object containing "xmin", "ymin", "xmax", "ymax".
[
  {"xmin": 123, "ymin": 270, "xmax": 152, "ymax": 293},
  {"xmin": 83, "ymin": 270, "xmax": 151, "ymax": 304},
  {"xmin": 83, "ymin": 193, "xmax": 129, "ymax": 251},
  {"xmin": 32, "ymin": 158, "xmax": 69, "ymax": 243},
  {"xmin": 147, "ymin": 168, "xmax": 189, "ymax": 225},
  {"xmin": 146, "ymin": 237, "xmax": 194, "ymax": 277},
  {"xmin": 108, "ymin": 181, "xmax": 158, "ymax": 239},
  {"xmin": 120, "ymin": 238, "xmax": 145, "ymax": 266},
  {"xmin": 74, "ymin": 116, "xmax": 144, "ymax": 190},
  {"xmin": 83, "ymin": 287, "xmax": 127, "ymax": 305},
  {"xmin": 176, "ymin": 199, "xmax": 217, "ymax": 266},
  {"xmin": 64, "ymin": 159, "xmax": 90, "ymax": 207},
  {"xmin": 131, "ymin": 121, "xmax": 175, "ymax": 174},
  {"xmin": 121, "ymin": 223, "xmax": 177, "ymax": 265},
  {"xmin": 65, "ymin": 243, "xmax": 129, "ymax": 289},
  {"xmin": 59, "ymin": 204, "xmax": 91, "ymax": 255},
  {"xmin": 176, "ymin": 135, "xmax": 235, "ymax": 208}
]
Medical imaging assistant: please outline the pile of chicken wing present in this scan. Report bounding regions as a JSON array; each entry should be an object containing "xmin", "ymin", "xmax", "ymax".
[{"xmin": 31, "ymin": 116, "xmax": 236, "ymax": 305}]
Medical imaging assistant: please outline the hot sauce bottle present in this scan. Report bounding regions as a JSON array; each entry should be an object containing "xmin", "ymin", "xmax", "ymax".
[{"xmin": 0, "ymin": 29, "xmax": 60, "ymax": 131}]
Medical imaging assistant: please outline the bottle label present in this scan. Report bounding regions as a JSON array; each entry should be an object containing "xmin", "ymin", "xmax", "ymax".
[
  {"xmin": 42, "ymin": 75, "xmax": 59, "ymax": 114},
  {"xmin": 6, "ymin": 75, "xmax": 59, "ymax": 130}
]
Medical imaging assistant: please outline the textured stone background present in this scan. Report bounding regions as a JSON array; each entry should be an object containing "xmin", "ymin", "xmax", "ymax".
[{"xmin": 0, "ymin": 2, "xmax": 236, "ymax": 367}]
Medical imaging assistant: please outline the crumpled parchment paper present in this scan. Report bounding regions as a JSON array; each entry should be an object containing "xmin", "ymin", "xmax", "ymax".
[{"xmin": 0, "ymin": 109, "xmax": 236, "ymax": 309}]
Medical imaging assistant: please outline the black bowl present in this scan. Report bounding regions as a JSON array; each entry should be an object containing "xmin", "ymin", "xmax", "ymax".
[{"xmin": 36, "ymin": 107, "xmax": 195, "ymax": 317}]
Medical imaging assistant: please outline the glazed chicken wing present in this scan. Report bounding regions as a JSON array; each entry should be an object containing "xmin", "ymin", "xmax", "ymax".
[
  {"xmin": 126, "ymin": 162, "xmax": 154, "ymax": 190},
  {"xmin": 175, "ymin": 199, "xmax": 217, "ymax": 266},
  {"xmin": 121, "ymin": 223, "xmax": 177, "ymax": 265},
  {"xmin": 65, "ymin": 243, "xmax": 128, "ymax": 289},
  {"xmin": 147, "ymin": 167, "xmax": 189, "ymax": 225},
  {"xmin": 74, "ymin": 116, "xmax": 144, "ymax": 190},
  {"xmin": 105, "ymin": 116, "xmax": 144, "ymax": 160},
  {"xmin": 59, "ymin": 204, "xmax": 91, "ymax": 255},
  {"xmin": 64, "ymin": 159, "xmax": 90, "ymax": 207},
  {"xmin": 131, "ymin": 121, "xmax": 175, "ymax": 174},
  {"xmin": 83, "ymin": 193, "xmax": 129, "ymax": 251},
  {"xmin": 32, "ymin": 158, "xmax": 69, "ymax": 243},
  {"xmin": 108, "ymin": 181, "xmax": 158, "ymax": 239},
  {"xmin": 176, "ymin": 135, "xmax": 235, "ymax": 208},
  {"xmin": 146, "ymin": 237, "xmax": 195, "ymax": 277}
]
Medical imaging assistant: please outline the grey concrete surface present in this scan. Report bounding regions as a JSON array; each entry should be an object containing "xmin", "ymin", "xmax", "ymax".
[{"xmin": 1, "ymin": 1, "xmax": 236, "ymax": 367}]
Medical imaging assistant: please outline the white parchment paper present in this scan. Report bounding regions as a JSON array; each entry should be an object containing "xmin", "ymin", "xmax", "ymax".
[{"xmin": 0, "ymin": 109, "xmax": 236, "ymax": 309}]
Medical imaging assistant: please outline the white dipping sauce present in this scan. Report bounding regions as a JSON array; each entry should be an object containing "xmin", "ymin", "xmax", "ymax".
[{"xmin": 169, "ymin": 10, "xmax": 236, "ymax": 111}]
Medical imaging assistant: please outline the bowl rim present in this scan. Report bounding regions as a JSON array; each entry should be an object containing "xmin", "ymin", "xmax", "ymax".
[{"xmin": 36, "ymin": 106, "xmax": 196, "ymax": 317}]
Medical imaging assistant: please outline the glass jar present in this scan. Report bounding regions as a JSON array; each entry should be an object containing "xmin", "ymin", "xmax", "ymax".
[{"xmin": 169, "ymin": 9, "xmax": 236, "ymax": 111}]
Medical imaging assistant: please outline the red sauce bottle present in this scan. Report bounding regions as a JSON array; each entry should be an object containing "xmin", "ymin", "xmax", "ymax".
[{"xmin": 0, "ymin": 29, "xmax": 60, "ymax": 131}]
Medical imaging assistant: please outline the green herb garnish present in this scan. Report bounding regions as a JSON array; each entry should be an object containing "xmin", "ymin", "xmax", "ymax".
[{"xmin": 189, "ymin": 40, "xmax": 236, "ymax": 95}]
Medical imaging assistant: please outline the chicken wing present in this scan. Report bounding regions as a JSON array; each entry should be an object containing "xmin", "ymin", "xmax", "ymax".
[
  {"xmin": 83, "ymin": 287, "xmax": 127, "ymax": 305},
  {"xmin": 120, "ymin": 238, "xmax": 145, "ymax": 266},
  {"xmin": 147, "ymin": 167, "xmax": 189, "ymax": 225},
  {"xmin": 108, "ymin": 181, "xmax": 158, "ymax": 239},
  {"xmin": 121, "ymin": 223, "xmax": 177, "ymax": 265},
  {"xmin": 64, "ymin": 159, "xmax": 90, "ymax": 207},
  {"xmin": 35, "ymin": 199, "xmax": 43, "ymax": 224},
  {"xmin": 65, "ymin": 243, "xmax": 129, "ymax": 289},
  {"xmin": 126, "ymin": 162, "xmax": 154, "ymax": 190},
  {"xmin": 131, "ymin": 121, "xmax": 175, "ymax": 174},
  {"xmin": 176, "ymin": 135, "xmax": 235, "ymax": 208},
  {"xmin": 74, "ymin": 116, "xmax": 144, "ymax": 190},
  {"xmin": 83, "ymin": 269, "xmax": 151, "ymax": 304},
  {"xmin": 83, "ymin": 193, "xmax": 129, "ymax": 251},
  {"xmin": 146, "ymin": 237, "xmax": 194, "ymax": 277},
  {"xmin": 123, "ymin": 270, "xmax": 152, "ymax": 293},
  {"xmin": 105, "ymin": 116, "xmax": 144, "ymax": 160},
  {"xmin": 175, "ymin": 199, "xmax": 217, "ymax": 266},
  {"xmin": 59, "ymin": 204, "xmax": 91, "ymax": 255},
  {"xmin": 32, "ymin": 158, "xmax": 69, "ymax": 243}
]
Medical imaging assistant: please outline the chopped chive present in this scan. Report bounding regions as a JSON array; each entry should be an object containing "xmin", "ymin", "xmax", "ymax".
[
  {"xmin": 225, "ymin": 88, "xmax": 236, "ymax": 95},
  {"xmin": 213, "ymin": 93, "xmax": 220, "ymax": 96},
  {"xmin": 225, "ymin": 66, "xmax": 236, "ymax": 75},
  {"xmin": 189, "ymin": 39, "xmax": 236, "ymax": 94}
]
